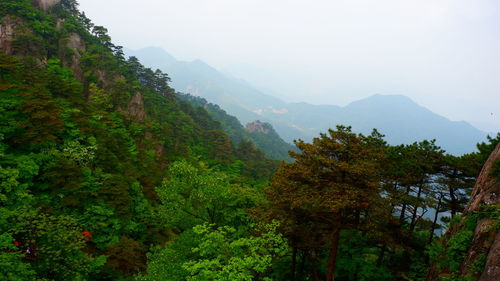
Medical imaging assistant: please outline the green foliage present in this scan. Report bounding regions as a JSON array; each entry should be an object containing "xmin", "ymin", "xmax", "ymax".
[
  {"xmin": 80, "ymin": 203, "xmax": 122, "ymax": 248},
  {"xmin": 0, "ymin": 0, "xmax": 280, "ymax": 278},
  {"xmin": 156, "ymin": 160, "xmax": 254, "ymax": 231},
  {"xmin": 45, "ymin": 58, "xmax": 82, "ymax": 97},
  {"xmin": 183, "ymin": 221, "xmax": 289, "ymax": 281},
  {"xmin": 138, "ymin": 230, "xmax": 198, "ymax": 281},
  {"xmin": 336, "ymin": 230, "xmax": 393, "ymax": 281},
  {"xmin": 476, "ymin": 133, "xmax": 500, "ymax": 164},
  {"xmin": 263, "ymin": 126, "xmax": 386, "ymax": 280},
  {"xmin": 428, "ymin": 214, "xmax": 478, "ymax": 277},
  {"xmin": 142, "ymin": 222, "xmax": 288, "ymax": 281},
  {"xmin": 468, "ymin": 253, "xmax": 486, "ymax": 275},
  {"xmin": 89, "ymin": 82, "xmax": 113, "ymax": 109},
  {"xmin": 0, "ymin": 233, "xmax": 36, "ymax": 281},
  {"xmin": 478, "ymin": 205, "xmax": 500, "ymax": 230},
  {"xmin": 178, "ymin": 93, "xmax": 296, "ymax": 161},
  {"xmin": 1, "ymin": 1, "xmax": 495, "ymax": 280},
  {"xmin": 11, "ymin": 211, "xmax": 106, "ymax": 280}
]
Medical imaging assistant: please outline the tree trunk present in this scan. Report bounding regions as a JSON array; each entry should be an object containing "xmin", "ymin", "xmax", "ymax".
[
  {"xmin": 326, "ymin": 225, "xmax": 341, "ymax": 281},
  {"xmin": 355, "ymin": 209, "xmax": 359, "ymax": 227},
  {"xmin": 428, "ymin": 194, "xmax": 442, "ymax": 245},
  {"xmin": 400, "ymin": 185, "xmax": 411, "ymax": 223},
  {"xmin": 410, "ymin": 183, "xmax": 424, "ymax": 231},
  {"xmin": 299, "ymin": 249, "xmax": 306, "ymax": 279},
  {"xmin": 448, "ymin": 169, "xmax": 458, "ymax": 217},
  {"xmin": 311, "ymin": 250, "xmax": 320, "ymax": 281}
]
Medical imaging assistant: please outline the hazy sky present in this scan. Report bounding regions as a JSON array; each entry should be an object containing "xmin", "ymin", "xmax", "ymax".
[{"xmin": 78, "ymin": 0, "xmax": 500, "ymax": 132}]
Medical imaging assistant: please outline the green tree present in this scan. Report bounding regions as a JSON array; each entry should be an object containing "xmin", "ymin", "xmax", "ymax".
[
  {"xmin": 156, "ymin": 160, "xmax": 252, "ymax": 232},
  {"xmin": 264, "ymin": 126, "xmax": 383, "ymax": 281},
  {"xmin": 11, "ymin": 211, "xmax": 106, "ymax": 280},
  {"xmin": 183, "ymin": 221, "xmax": 288, "ymax": 281},
  {"xmin": 141, "ymin": 222, "xmax": 288, "ymax": 281},
  {"xmin": 0, "ymin": 233, "xmax": 36, "ymax": 281}
]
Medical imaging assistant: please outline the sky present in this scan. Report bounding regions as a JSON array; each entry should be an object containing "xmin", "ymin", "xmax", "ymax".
[{"xmin": 78, "ymin": 0, "xmax": 500, "ymax": 133}]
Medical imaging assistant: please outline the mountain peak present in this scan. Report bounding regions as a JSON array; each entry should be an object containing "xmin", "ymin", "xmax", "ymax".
[
  {"xmin": 359, "ymin": 94, "xmax": 414, "ymax": 104},
  {"xmin": 346, "ymin": 94, "xmax": 420, "ymax": 111}
]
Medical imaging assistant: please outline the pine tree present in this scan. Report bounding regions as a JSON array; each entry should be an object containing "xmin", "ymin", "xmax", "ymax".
[{"xmin": 264, "ymin": 126, "xmax": 383, "ymax": 281}]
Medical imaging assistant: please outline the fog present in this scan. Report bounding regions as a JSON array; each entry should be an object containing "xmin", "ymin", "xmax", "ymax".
[{"xmin": 78, "ymin": 0, "xmax": 500, "ymax": 133}]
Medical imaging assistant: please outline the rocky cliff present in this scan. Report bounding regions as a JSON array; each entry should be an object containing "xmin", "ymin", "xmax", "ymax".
[
  {"xmin": 427, "ymin": 143, "xmax": 500, "ymax": 281},
  {"xmin": 463, "ymin": 143, "xmax": 500, "ymax": 280},
  {"xmin": 246, "ymin": 121, "xmax": 271, "ymax": 134}
]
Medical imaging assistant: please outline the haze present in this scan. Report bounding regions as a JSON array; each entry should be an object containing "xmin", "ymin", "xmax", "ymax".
[{"xmin": 78, "ymin": 0, "xmax": 500, "ymax": 133}]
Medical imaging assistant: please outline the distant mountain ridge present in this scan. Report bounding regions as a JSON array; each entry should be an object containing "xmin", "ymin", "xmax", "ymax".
[{"xmin": 126, "ymin": 47, "xmax": 488, "ymax": 155}]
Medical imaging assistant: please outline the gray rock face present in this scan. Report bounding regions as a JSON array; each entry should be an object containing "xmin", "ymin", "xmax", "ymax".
[
  {"xmin": 0, "ymin": 16, "xmax": 19, "ymax": 55},
  {"xmin": 246, "ymin": 121, "xmax": 270, "ymax": 134},
  {"xmin": 63, "ymin": 33, "xmax": 86, "ymax": 80},
  {"xmin": 126, "ymin": 93, "xmax": 146, "ymax": 122}
]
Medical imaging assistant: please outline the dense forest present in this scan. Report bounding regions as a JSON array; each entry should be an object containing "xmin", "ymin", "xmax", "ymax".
[{"xmin": 0, "ymin": 1, "xmax": 499, "ymax": 280}]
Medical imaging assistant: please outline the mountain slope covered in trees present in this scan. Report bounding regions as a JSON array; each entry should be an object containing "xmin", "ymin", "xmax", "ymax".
[
  {"xmin": 1, "ymin": 1, "xmax": 498, "ymax": 281},
  {"xmin": 177, "ymin": 93, "xmax": 296, "ymax": 161},
  {"xmin": 0, "ymin": 0, "xmax": 279, "ymax": 279}
]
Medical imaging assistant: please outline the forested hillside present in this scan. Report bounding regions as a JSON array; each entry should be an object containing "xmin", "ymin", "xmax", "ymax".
[
  {"xmin": 177, "ymin": 93, "xmax": 296, "ymax": 161},
  {"xmin": 0, "ymin": 0, "xmax": 279, "ymax": 279},
  {"xmin": 1, "ymin": 1, "xmax": 498, "ymax": 281}
]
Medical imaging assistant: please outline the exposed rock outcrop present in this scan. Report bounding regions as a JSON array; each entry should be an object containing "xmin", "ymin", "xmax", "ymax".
[
  {"xmin": 0, "ymin": 15, "xmax": 44, "ymax": 60},
  {"xmin": 463, "ymin": 143, "xmax": 500, "ymax": 281},
  {"xmin": 465, "ymin": 144, "xmax": 500, "ymax": 213},
  {"xmin": 246, "ymin": 121, "xmax": 270, "ymax": 134},
  {"xmin": 427, "ymin": 143, "xmax": 500, "ymax": 281},
  {"xmin": 0, "ymin": 16, "xmax": 22, "ymax": 55},
  {"xmin": 126, "ymin": 92, "xmax": 146, "ymax": 122},
  {"xmin": 61, "ymin": 32, "xmax": 86, "ymax": 80}
]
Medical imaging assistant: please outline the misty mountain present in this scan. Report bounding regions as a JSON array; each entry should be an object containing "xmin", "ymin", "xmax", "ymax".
[
  {"xmin": 126, "ymin": 47, "xmax": 286, "ymax": 123},
  {"xmin": 127, "ymin": 47, "xmax": 488, "ymax": 155}
]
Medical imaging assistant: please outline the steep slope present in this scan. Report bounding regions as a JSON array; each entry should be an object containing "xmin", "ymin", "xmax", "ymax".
[
  {"xmin": 177, "ymin": 93, "xmax": 296, "ymax": 161},
  {"xmin": 461, "ymin": 144, "xmax": 500, "ymax": 280},
  {"xmin": 128, "ymin": 47, "xmax": 488, "ymax": 155},
  {"xmin": 126, "ymin": 48, "xmax": 309, "ymax": 142},
  {"xmin": 426, "ymin": 143, "xmax": 500, "ymax": 281},
  {"xmin": 126, "ymin": 47, "xmax": 288, "ymax": 124},
  {"xmin": 0, "ymin": 1, "xmax": 278, "ymax": 279}
]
